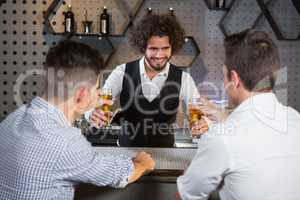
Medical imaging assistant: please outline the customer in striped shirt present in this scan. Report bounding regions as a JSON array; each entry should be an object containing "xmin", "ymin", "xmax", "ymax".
[{"xmin": 0, "ymin": 40, "xmax": 155, "ymax": 200}]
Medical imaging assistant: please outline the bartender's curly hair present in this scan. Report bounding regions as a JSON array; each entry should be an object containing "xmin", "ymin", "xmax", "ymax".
[{"xmin": 129, "ymin": 13, "xmax": 185, "ymax": 54}]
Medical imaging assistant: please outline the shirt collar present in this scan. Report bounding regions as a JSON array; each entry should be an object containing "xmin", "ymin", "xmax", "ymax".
[
  {"xmin": 29, "ymin": 96, "xmax": 71, "ymax": 127},
  {"xmin": 231, "ymin": 93, "xmax": 277, "ymax": 114},
  {"xmin": 229, "ymin": 92, "xmax": 288, "ymax": 133},
  {"xmin": 139, "ymin": 56, "xmax": 170, "ymax": 79}
]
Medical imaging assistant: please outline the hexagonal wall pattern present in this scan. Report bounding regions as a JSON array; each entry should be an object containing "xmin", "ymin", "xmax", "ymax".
[
  {"xmin": 170, "ymin": 36, "xmax": 200, "ymax": 67},
  {"xmin": 1, "ymin": 0, "xmax": 300, "ymax": 121},
  {"xmin": 256, "ymin": 0, "xmax": 300, "ymax": 40},
  {"xmin": 220, "ymin": 0, "xmax": 300, "ymax": 40},
  {"xmin": 293, "ymin": 0, "xmax": 300, "ymax": 14},
  {"xmin": 220, "ymin": 0, "xmax": 262, "ymax": 36},
  {"xmin": 70, "ymin": 35, "xmax": 114, "ymax": 66}
]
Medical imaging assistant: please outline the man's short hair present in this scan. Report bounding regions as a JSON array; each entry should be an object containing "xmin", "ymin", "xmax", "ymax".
[
  {"xmin": 44, "ymin": 40, "xmax": 104, "ymax": 97},
  {"xmin": 129, "ymin": 13, "xmax": 185, "ymax": 54},
  {"xmin": 224, "ymin": 29, "xmax": 281, "ymax": 91}
]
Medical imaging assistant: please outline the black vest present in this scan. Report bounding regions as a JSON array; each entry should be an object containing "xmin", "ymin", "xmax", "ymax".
[{"xmin": 118, "ymin": 59, "xmax": 182, "ymax": 147}]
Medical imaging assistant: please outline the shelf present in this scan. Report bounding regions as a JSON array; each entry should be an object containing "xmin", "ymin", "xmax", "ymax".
[
  {"xmin": 210, "ymin": 8, "xmax": 230, "ymax": 11},
  {"xmin": 50, "ymin": 32, "xmax": 124, "ymax": 38},
  {"xmin": 43, "ymin": 0, "xmax": 201, "ymax": 67},
  {"xmin": 42, "ymin": 0, "xmax": 145, "ymax": 66},
  {"xmin": 44, "ymin": 0, "xmax": 133, "ymax": 36},
  {"xmin": 69, "ymin": 36, "xmax": 115, "ymax": 66}
]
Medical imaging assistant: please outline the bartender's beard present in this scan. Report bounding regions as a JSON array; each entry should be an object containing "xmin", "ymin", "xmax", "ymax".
[{"xmin": 144, "ymin": 55, "xmax": 171, "ymax": 72}]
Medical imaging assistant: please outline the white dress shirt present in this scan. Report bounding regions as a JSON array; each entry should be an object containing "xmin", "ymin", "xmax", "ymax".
[
  {"xmin": 102, "ymin": 57, "xmax": 200, "ymax": 105},
  {"xmin": 177, "ymin": 93, "xmax": 300, "ymax": 200}
]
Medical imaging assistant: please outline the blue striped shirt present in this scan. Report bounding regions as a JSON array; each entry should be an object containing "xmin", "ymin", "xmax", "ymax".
[{"xmin": 0, "ymin": 97, "xmax": 133, "ymax": 200}]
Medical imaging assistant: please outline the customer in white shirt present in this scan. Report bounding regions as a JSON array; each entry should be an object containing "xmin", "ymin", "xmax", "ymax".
[
  {"xmin": 0, "ymin": 41, "xmax": 155, "ymax": 200},
  {"xmin": 177, "ymin": 29, "xmax": 300, "ymax": 200}
]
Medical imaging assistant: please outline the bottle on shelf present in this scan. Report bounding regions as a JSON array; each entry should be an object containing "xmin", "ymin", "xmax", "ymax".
[
  {"xmin": 169, "ymin": 7, "xmax": 174, "ymax": 16},
  {"xmin": 146, "ymin": 7, "xmax": 152, "ymax": 15},
  {"xmin": 64, "ymin": 4, "xmax": 75, "ymax": 33},
  {"xmin": 100, "ymin": 6, "xmax": 109, "ymax": 35},
  {"xmin": 215, "ymin": 0, "xmax": 226, "ymax": 9},
  {"xmin": 82, "ymin": 10, "xmax": 93, "ymax": 34}
]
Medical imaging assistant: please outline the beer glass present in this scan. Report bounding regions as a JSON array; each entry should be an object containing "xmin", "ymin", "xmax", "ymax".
[
  {"xmin": 188, "ymin": 98, "xmax": 205, "ymax": 126},
  {"xmin": 99, "ymin": 88, "xmax": 113, "ymax": 126}
]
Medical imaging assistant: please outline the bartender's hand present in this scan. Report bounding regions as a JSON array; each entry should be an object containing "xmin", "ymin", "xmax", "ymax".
[
  {"xmin": 90, "ymin": 99, "xmax": 113, "ymax": 127},
  {"xmin": 128, "ymin": 152, "xmax": 155, "ymax": 184},
  {"xmin": 199, "ymin": 97, "xmax": 227, "ymax": 123},
  {"xmin": 190, "ymin": 116, "xmax": 211, "ymax": 138}
]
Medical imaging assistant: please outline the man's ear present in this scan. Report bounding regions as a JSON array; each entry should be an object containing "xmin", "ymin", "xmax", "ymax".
[
  {"xmin": 74, "ymin": 86, "xmax": 91, "ymax": 109},
  {"xmin": 230, "ymin": 70, "xmax": 242, "ymax": 88}
]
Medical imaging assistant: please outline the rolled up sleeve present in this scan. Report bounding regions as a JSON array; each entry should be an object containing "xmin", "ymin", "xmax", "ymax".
[{"xmin": 53, "ymin": 131, "xmax": 133, "ymax": 188}]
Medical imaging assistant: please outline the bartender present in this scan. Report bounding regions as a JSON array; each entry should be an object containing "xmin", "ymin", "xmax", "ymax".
[{"xmin": 89, "ymin": 13, "xmax": 209, "ymax": 147}]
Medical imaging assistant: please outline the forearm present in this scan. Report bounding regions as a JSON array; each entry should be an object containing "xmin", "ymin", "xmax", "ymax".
[
  {"xmin": 90, "ymin": 153, "xmax": 134, "ymax": 188},
  {"xmin": 175, "ymin": 191, "xmax": 182, "ymax": 200}
]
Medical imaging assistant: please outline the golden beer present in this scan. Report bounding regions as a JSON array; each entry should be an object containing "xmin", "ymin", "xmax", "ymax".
[
  {"xmin": 99, "ymin": 93, "xmax": 112, "ymax": 112},
  {"xmin": 188, "ymin": 97, "xmax": 205, "ymax": 126},
  {"xmin": 98, "ymin": 89, "xmax": 113, "ymax": 125},
  {"xmin": 189, "ymin": 107, "xmax": 204, "ymax": 125}
]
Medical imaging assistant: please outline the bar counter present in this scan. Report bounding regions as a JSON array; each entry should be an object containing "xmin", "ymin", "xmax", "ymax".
[{"xmin": 75, "ymin": 147, "xmax": 220, "ymax": 200}]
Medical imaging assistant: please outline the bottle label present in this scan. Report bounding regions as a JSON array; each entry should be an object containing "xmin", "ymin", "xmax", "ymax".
[
  {"xmin": 85, "ymin": 25, "xmax": 89, "ymax": 34},
  {"xmin": 218, "ymin": 0, "xmax": 225, "ymax": 8},
  {"xmin": 101, "ymin": 20, "xmax": 107, "ymax": 34},
  {"xmin": 66, "ymin": 18, "xmax": 71, "ymax": 32}
]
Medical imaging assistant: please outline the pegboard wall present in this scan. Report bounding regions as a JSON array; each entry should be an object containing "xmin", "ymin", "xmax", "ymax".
[{"xmin": 0, "ymin": 0, "xmax": 299, "ymax": 121}]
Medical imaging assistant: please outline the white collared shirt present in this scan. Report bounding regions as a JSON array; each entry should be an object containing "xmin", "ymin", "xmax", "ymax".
[
  {"xmin": 177, "ymin": 93, "xmax": 300, "ymax": 200},
  {"xmin": 102, "ymin": 57, "xmax": 200, "ymax": 104}
]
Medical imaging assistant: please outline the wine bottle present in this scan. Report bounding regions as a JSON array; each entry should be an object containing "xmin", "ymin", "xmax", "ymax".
[
  {"xmin": 83, "ymin": 10, "xmax": 93, "ymax": 34},
  {"xmin": 216, "ymin": 0, "xmax": 226, "ymax": 8},
  {"xmin": 169, "ymin": 7, "xmax": 174, "ymax": 16},
  {"xmin": 64, "ymin": 4, "xmax": 75, "ymax": 33},
  {"xmin": 147, "ymin": 7, "xmax": 152, "ymax": 15},
  {"xmin": 100, "ymin": 6, "xmax": 109, "ymax": 35}
]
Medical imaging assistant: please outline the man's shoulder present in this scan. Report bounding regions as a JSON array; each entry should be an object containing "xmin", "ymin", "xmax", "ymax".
[
  {"xmin": 169, "ymin": 63, "xmax": 183, "ymax": 71},
  {"xmin": 112, "ymin": 59, "xmax": 140, "ymax": 72},
  {"xmin": 125, "ymin": 59, "xmax": 140, "ymax": 65},
  {"xmin": 287, "ymin": 106, "xmax": 300, "ymax": 123},
  {"xmin": 53, "ymin": 126, "xmax": 82, "ymax": 140}
]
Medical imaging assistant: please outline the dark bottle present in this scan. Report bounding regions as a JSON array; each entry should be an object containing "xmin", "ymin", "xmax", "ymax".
[
  {"xmin": 169, "ymin": 7, "xmax": 174, "ymax": 16},
  {"xmin": 100, "ymin": 6, "xmax": 109, "ymax": 35},
  {"xmin": 216, "ymin": 0, "xmax": 226, "ymax": 8},
  {"xmin": 147, "ymin": 7, "xmax": 152, "ymax": 15},
  {"xmin": 64, "ymin": 4, "xmax": 75, "ymax": 33}
]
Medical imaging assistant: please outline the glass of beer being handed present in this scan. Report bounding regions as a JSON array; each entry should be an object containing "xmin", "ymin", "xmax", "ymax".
[
  {"xmin": 99, "ymin": 88, "xmax": 113, "ymax": 126},
  {"xmin": 188, "ymin": 98, "xmax": 205, "ymax": 127},
  {"xmin": 188, "ymin": 97, "xmax": 211, "ymax": 138}
]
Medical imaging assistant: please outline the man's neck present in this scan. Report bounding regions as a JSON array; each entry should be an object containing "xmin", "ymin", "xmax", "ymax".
[
  {"xmin": 144, "ymin": 59, "xmax": 163, "ymax": 80},
  {"xmin": 41, "ymin": 95, "xmax": 75, "ymax": 123},
  {"xmin": 236, "ymin": 89, "xmax": 271, "ymax": 106}
]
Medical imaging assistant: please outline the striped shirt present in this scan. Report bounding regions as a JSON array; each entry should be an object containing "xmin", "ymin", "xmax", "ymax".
[{"xmin": 0, "ymin": 97, "xmax": 133, "ymax": 200}]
